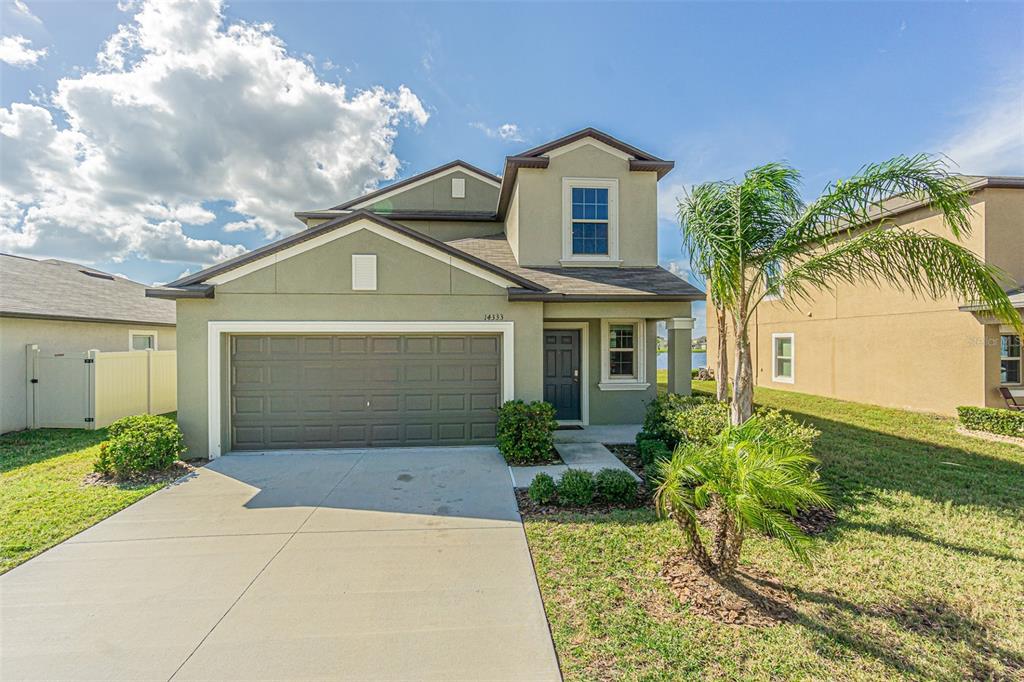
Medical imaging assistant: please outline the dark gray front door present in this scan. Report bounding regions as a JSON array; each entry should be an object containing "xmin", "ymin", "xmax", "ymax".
[
  {"xmin": 543, "ymin": 329, "xmax": 580, "ymax": 421},
  {"xmin": 229, "ymin": 334, "xmax": 501, "ymax": 450}
]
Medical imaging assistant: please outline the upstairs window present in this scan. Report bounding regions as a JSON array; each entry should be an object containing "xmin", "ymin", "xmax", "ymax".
[
  {"xmin": 764, "ymin": 259, "xmax": 784, "ymax": 300},
  {"xmin": 571, "ymin": 187, "xmax": 609, "ymax": 255},
  {"xmin": 1002, "ymin": 334, "xmax": 1022, "ymax": 385}
]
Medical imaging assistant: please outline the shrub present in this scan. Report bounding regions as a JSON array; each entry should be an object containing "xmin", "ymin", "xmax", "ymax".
[
  {"xmin": 94, "ymin": 414, "xmax": 185, "ymax": 479},
  {"xmin": 666, "ymin": 401, "xmax": 730, "ymax": 446},
  {"xmin": 496, "ymin": 400, "xmax": 558, "ymax": 465},
  {"xmin": 958, "ymin": 405, "xmax": 1024, "ymax": 438},
  {"xmin": 638, "ymin": 394, "xmax": 716, "ymax": 447},
  {"xmin": 637, "ymin": 437, "xmax": 671, "ymax": 468},
  {"xmin": 528, "ymin": 472, "xmax": 558, "ymax": 504},
  {"xmin": 557, "ymin": 468, "xmax": 596, "ymax": 506},
  {"xmin": 595, "ymin": 468, "xmax": 638, "ymax": 504}
]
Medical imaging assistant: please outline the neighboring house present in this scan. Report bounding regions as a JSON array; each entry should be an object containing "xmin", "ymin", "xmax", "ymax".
[
  {"xmin": 149, "ymin": 128, "xmax": 703, "ymax": 458},
  {"xmin": 1, "ymin": 254, "xmax": 177, "ymax": 433},
  {"xmin": 707, "ymin": 176, "xmax": 1024, "ymax": 416}
]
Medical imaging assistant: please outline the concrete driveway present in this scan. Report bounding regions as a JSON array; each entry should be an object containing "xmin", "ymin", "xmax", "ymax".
[{"xmin": 0, "ymin": 448, "xmax": 561, "ymax": 681}]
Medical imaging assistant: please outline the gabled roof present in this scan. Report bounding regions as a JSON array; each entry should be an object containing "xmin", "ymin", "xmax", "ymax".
[
  {"xmin": 328, "ymin": 160, "xmax": 501, "ymax": 211},
  {"xmin": 497, "ymin": 127, "xmax": 674, "ymax": 217},
  {"xmin": 149, "ymin": 211, "xmax": 546, "ymax": 298},
  {"xmin": 1, "ymin": 254, "xmax": 176, "ymax": 326}
]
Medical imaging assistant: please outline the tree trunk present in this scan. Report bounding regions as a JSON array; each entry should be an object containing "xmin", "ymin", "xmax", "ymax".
[
  {"xmin": 673, "ymin": 513, "xmax": 717, "ymax": 576},
  {"xmin": 715, "ymin": 306, "xmax": 729, "ymax": 403},
  {"xmin": 731, "ymin": 319, "xmax": 754, "ymax": 424}
]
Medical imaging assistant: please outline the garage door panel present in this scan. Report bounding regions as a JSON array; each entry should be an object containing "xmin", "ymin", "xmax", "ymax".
[{"xmin": 230, "ymin": 334, "xmax": 501, "ymax": 450}]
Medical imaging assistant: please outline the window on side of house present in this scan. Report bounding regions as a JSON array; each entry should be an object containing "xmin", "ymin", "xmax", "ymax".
[
  {"xmin": 772, "ymin": 333, "xmax": 794, "ymax": 383},
  {"xmin": 1001, "ymin": 334, "xmax": 1022, "ymax": 385},
  {"xmin": 130, "ymin": 331, "xmax": 156, "ymax": 351},
  {"xmin": 764, "ymin": 259, "xmax": 783, "ymax": 300},
  {"xmin": 571, "ymin": 187, "xmax": 609, "ymax": 256},
  {"xmin": 608, "ymin": 323, "xmax": 636, "ymax": 378}
]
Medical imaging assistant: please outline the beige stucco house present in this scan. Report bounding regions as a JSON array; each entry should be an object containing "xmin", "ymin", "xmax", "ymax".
[
  {"xmin": 150, "ymin": 128, "xmax": 703, "ymax": 458},
  {"xmin": 1, "ymin": 254, "xmax": 177, "ymax": 433},
  {"xmin": 707, "ymin": 176, "xmax": 1024, "ymax": 416}
]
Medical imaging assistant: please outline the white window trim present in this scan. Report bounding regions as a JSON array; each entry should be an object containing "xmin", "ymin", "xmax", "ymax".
[
  {"xmin": 128, "ymin": 329, "xmax": 158, "ymax": 351},
  {"xmin": 561, "ymin": 177, "xmax": 620, "ymax": 265},
  {"xmin": 772, "ymin": 332, "xmax": 795, "ymax": 384},
  {"xmin": 545, "ymin": 321, "xmax": 590, "ymax": 425},
  {"xmin": 351, "ymin": 254, "xmax": 377, "ymax": 291},
  {"xmin": 1000, "ymin": 333, "xmax": 1022, "ymax": 386},
  {"xmin": 599, "ymin": 319, "xmax": 648, "ymax": 391},
  {"xmin": 207, "ymin": 320, "xmax": 515, "ymax": 459}
]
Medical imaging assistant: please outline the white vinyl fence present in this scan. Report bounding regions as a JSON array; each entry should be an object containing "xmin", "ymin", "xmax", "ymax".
[{"xmin": 25, "ymin": 345, "xmax": 177, "ymax": 429}]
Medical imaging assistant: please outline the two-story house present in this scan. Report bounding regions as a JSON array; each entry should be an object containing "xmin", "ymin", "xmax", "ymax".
[
  {"xmin": 150, "ymin": 129, "xmax": 703, "ymax": 458},
  {"xmin": 706, "ymin": 176, "xmax": 1024, "ymax": 416}
]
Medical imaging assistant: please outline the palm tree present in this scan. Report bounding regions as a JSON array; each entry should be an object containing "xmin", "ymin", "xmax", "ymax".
[
  {"xmin": 680, "ymin": 156, "xmax": 1024, "ymax": 424},
  {"xmin": 654, "ymin": 416, "xmax": 831, "ymax": 577}
]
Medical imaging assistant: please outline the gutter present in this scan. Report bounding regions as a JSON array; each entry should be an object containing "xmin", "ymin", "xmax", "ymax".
[
  {"xmin": 145, "ymin": 285, "xmax": 216, "ymax": 300},
  {"xmin": 506, "ymin": 290, "xmax": 705, "ymax": 303},
  {"xmin": 0, "ymin": 311, "xmax": 176, "ymax": 327}
]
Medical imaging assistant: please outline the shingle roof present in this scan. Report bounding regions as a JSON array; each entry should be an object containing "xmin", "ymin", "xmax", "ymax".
[
  {"xmin": 446, "ymin": 235, "xmax": 704, "ymax": 301},
  {"xmin": 1, "ymin": 254, "xmax": 176, "ymax": 325}
]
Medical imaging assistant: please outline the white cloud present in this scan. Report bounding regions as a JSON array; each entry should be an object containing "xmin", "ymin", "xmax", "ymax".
[
  {"xmin": 664, "ymin": 259, "xmax": 694, "ymax": 281},
  {"xmin": 471, "ymin": 121, "xmax": 524, "ymax": 143},
  {"xmin": 10, "ymin": 0, "xmax": 42, "ymax": 24},
  {"xmin": 0, "ymin": 0, "xmax": 429, "ymax": 266},
  {"xmin": 0, "ymin": 34, "xmax": 47, "ymax": 67},
  {"xmin": 941, "ymin": 78, "xmax": 1024, "ymax": 176}
]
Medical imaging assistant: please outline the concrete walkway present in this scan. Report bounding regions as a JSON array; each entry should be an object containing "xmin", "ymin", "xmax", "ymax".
[
  {"xmin": 0, "ymin": 448, "xmax": 561, "ymax": 681},
  {"xmin": 510, "ymin": 425, "xmax": 642, "ymax": 488}
]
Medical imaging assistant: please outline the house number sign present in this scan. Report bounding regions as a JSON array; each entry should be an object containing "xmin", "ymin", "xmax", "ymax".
[{"xmin": 484, "ymin": 313, "xmax": 504, "ymax": 321}]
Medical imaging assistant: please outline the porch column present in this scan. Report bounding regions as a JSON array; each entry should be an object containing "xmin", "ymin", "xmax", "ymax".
[{"xmin": 667, "ymin": 317, "xmax": 695, "ymax": 395}]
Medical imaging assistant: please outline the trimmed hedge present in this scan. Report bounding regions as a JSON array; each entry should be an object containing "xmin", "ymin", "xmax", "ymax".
[
  {"xmin": 958, "ymin": 405, "xmax": 1024, "ymax": 439},
  {"xmin": 557, "ymin": 469, "xmax": 596, "ymax": 506},
  {"xmin": 595, "ymin": 468, "xmax": 638, "ymax": 505},
  {"xmin": 95, "ymin": 414, "xmax": 185, "ymax": 479},
  {"xmin": 496, "ymin": 400, "xmax": 558, "ymax": 465},
  {"xmin": 528, "ymin": 472, "xmax": 558, "ymax": 504},
  {"xmin": 639, "ymin": 394, "xmax": 717, "ymax": 448}
]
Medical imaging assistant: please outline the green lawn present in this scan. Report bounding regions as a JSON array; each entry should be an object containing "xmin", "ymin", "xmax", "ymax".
[
  {"xmin": 526, "ymin": 378, "xmax": 1024, "ymax": 681},
  {"xmin": 0, "ymin": 421, "xmax": 176, "ymax": 574}
]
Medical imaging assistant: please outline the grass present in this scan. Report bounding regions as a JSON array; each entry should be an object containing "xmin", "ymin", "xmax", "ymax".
[
  {"xmin": 0, "ymin": 417, "xmax": 178, "ymax": 574},
  {"xmin": 525, "ymin": 375, "xmax": 1024, "ymax": 680}
]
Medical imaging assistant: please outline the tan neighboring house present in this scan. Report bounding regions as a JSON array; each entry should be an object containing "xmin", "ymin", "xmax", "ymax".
[
  {"xmin": 1, "ymin": 254, "xmax": 177, "ymax": 433},
  {"xmin": 707, "ymin": 176, "xmax": 1024, "ymax": 416},
  {"xmin": 149, "ymin": 128, "xmax": 704, "ymax": 459}
]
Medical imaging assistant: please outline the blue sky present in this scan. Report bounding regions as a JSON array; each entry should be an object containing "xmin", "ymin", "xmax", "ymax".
[{"xmin": 2, "ymin": 0, "xmax": 1022, "ymax": 337}]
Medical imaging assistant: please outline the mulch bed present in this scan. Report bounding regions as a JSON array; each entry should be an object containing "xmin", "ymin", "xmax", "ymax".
[
  {"xmin": 515, "ymin": 487, "xmax": 652, "ymax": 518},
  {"xmin": 512, "ymin": 447, "xmax": 564, "ymax": 466},
  {"xmin": 82, "ymin": 459, "xmax": 204, "ymax": 488},
  {"xmin": 603, "ymin": 443, "xmax": 646, "ymax": 479},
  {"xmin": 659, "ymin": 551, "xmax": 797, "ymax": 627}
]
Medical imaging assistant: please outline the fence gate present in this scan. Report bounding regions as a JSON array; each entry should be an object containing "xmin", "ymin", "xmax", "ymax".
[{"xmin": 27, "ymin": 348, "xmax": 95, "ymax": 428}]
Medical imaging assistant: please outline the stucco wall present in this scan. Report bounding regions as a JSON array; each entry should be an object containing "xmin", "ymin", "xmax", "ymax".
[
  {"xmin": 513, "ymin": 144, "xmax": 659, "ymax": 267},
  {"xmin": 0, "ymin": 317, "xmax": 176, "ymax": 433},
  {"xmin": 175, "ymin": 228, "xmax": 546, "ymax": 458},
  {"xmin": 707, "ymin": 190, "xmax": 1023, "ymax": 416},
  {"xmin": 364, "ymin": 170, "xmax": 499, "ymax": 213}
]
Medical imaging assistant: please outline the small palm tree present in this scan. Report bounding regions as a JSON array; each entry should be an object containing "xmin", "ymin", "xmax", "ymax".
[
  {"xmin": 653, "ymin": 416, "xmax": 831, "ymax": 578},
  {"xmin": 680, "ymin": 157, "xmax": 1024, "ymax": 425}
]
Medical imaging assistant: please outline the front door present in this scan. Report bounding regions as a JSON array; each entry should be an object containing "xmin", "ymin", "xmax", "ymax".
[{"xmin": 543, "ymin": 329, "xmax": 581, "ymax": 421}]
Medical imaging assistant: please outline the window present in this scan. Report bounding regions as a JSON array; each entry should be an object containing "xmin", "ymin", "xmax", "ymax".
[
  {"xmin": 772, "ymin": 333, "xmax": 794, "ymax": 383},
  {"xmin": 571, "ymin": 187, "xmax": 609, "ymax": 255},
  {"xmin": 1001, "ymin": 334, "xmax": 1022, "ymax": 385},
  {"xmin": 600, "ymin": 320, "xmax": 648, "ymax": 390},
  {"xmin": 562, "ymin": 178, "xmax": 619, "ymax": 263},
  {"xmin": 764, "ymin": 260, "xmax": 783, "ymax": 300},
  {"xmin": 129, "ymin": 331, "xmax": 157, "ymax": 351},
  {"xmin": 451, "ymin": 177, "xmax": 465, "ymax": 199},
  {"xmin": 609, "ymin": 324, "xmax": 635, "ymax": 377},
  {"xmin": 351, "ymin": 254, "xmax": 377, "ymax": 291}
]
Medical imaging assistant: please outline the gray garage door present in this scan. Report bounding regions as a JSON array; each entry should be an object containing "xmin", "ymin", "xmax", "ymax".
[{"xmin": 229, "ymin": 334, "xmax": 502, "ymax": 450}]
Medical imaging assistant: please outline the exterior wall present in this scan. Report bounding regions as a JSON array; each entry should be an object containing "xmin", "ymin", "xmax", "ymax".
[
  {"xmin": 513, "ymin": 143, "xmax": 659, "ymax": 267},
  {"xmin": 707, "ymin": 189, "xmax": 1023, "ymax": 416},
  {"xmin": 391, "ymin": 219, "xmax": 502, "ymax": 242},
  {"xmin": 175, "ymin": 229, "xmax": 545, "ymax": 458},
  {"xmin": 0, "ymin": 317, "xmax": 176, "ymax": 433},
  {"xmin": 505, "ymin": 183, "xmax": 521, "ymax": 262},
  {"xmin": 363, "ymin": 170, "xmax": 499, "ymax": 213}
]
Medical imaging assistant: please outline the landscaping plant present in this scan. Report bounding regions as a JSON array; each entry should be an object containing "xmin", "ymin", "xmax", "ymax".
[
  {"xmin": 495, "ymin": 400, "xmax": 558, "ymax": 465},
  {"xmin": 957, "ymin": 405, "xmax": 1024, "ymax": 438},
  {"xmin": 94, "ymin": 414, "xmax": 185, "ymax": 480},
  {"xmin": 527, "ymin": 472, "xmax": 558, "ymax": 504},
  {"xmin": 653, "ymin": 415, "xmax": 831, "ymax": 578},
  {"xmin": 679, "ymin": 157, "xmax": 1024, "ymax": 425},
  {"xmin": 594, "ymin": 468, "xmax": 638, "ymax": 505},
  {"xmin": 556, "ymin": 468, "xmax": 596, "ymax": 506}
]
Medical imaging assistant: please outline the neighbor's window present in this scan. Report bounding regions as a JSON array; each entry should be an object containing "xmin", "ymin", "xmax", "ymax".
[
  {"xmin": 764, "ymin": 259, "xmax": 783, "ymax": 300},
  {"xmin": 130, "ymin": 333, "xmax": 156, "ymax": 351},
  {"xmin": 608, "ymin": 323, "xmax": 636, "ymax": 378},
  {"xmin": 772, "ymin": 333, "xmax": 794, "ymax": 383},
  {"xmin": 1001, "ymin": 334, "xmax": 1022, "ymax": 385},
  {"xmin": 571, "ymin": 187, "xmax": 609, "ymax": 255}
]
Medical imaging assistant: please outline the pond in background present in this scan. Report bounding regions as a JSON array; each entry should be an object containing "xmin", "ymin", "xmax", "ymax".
[{"xmin": 657, "ymin": 351, "xmax": 707, "ymax": 370}]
